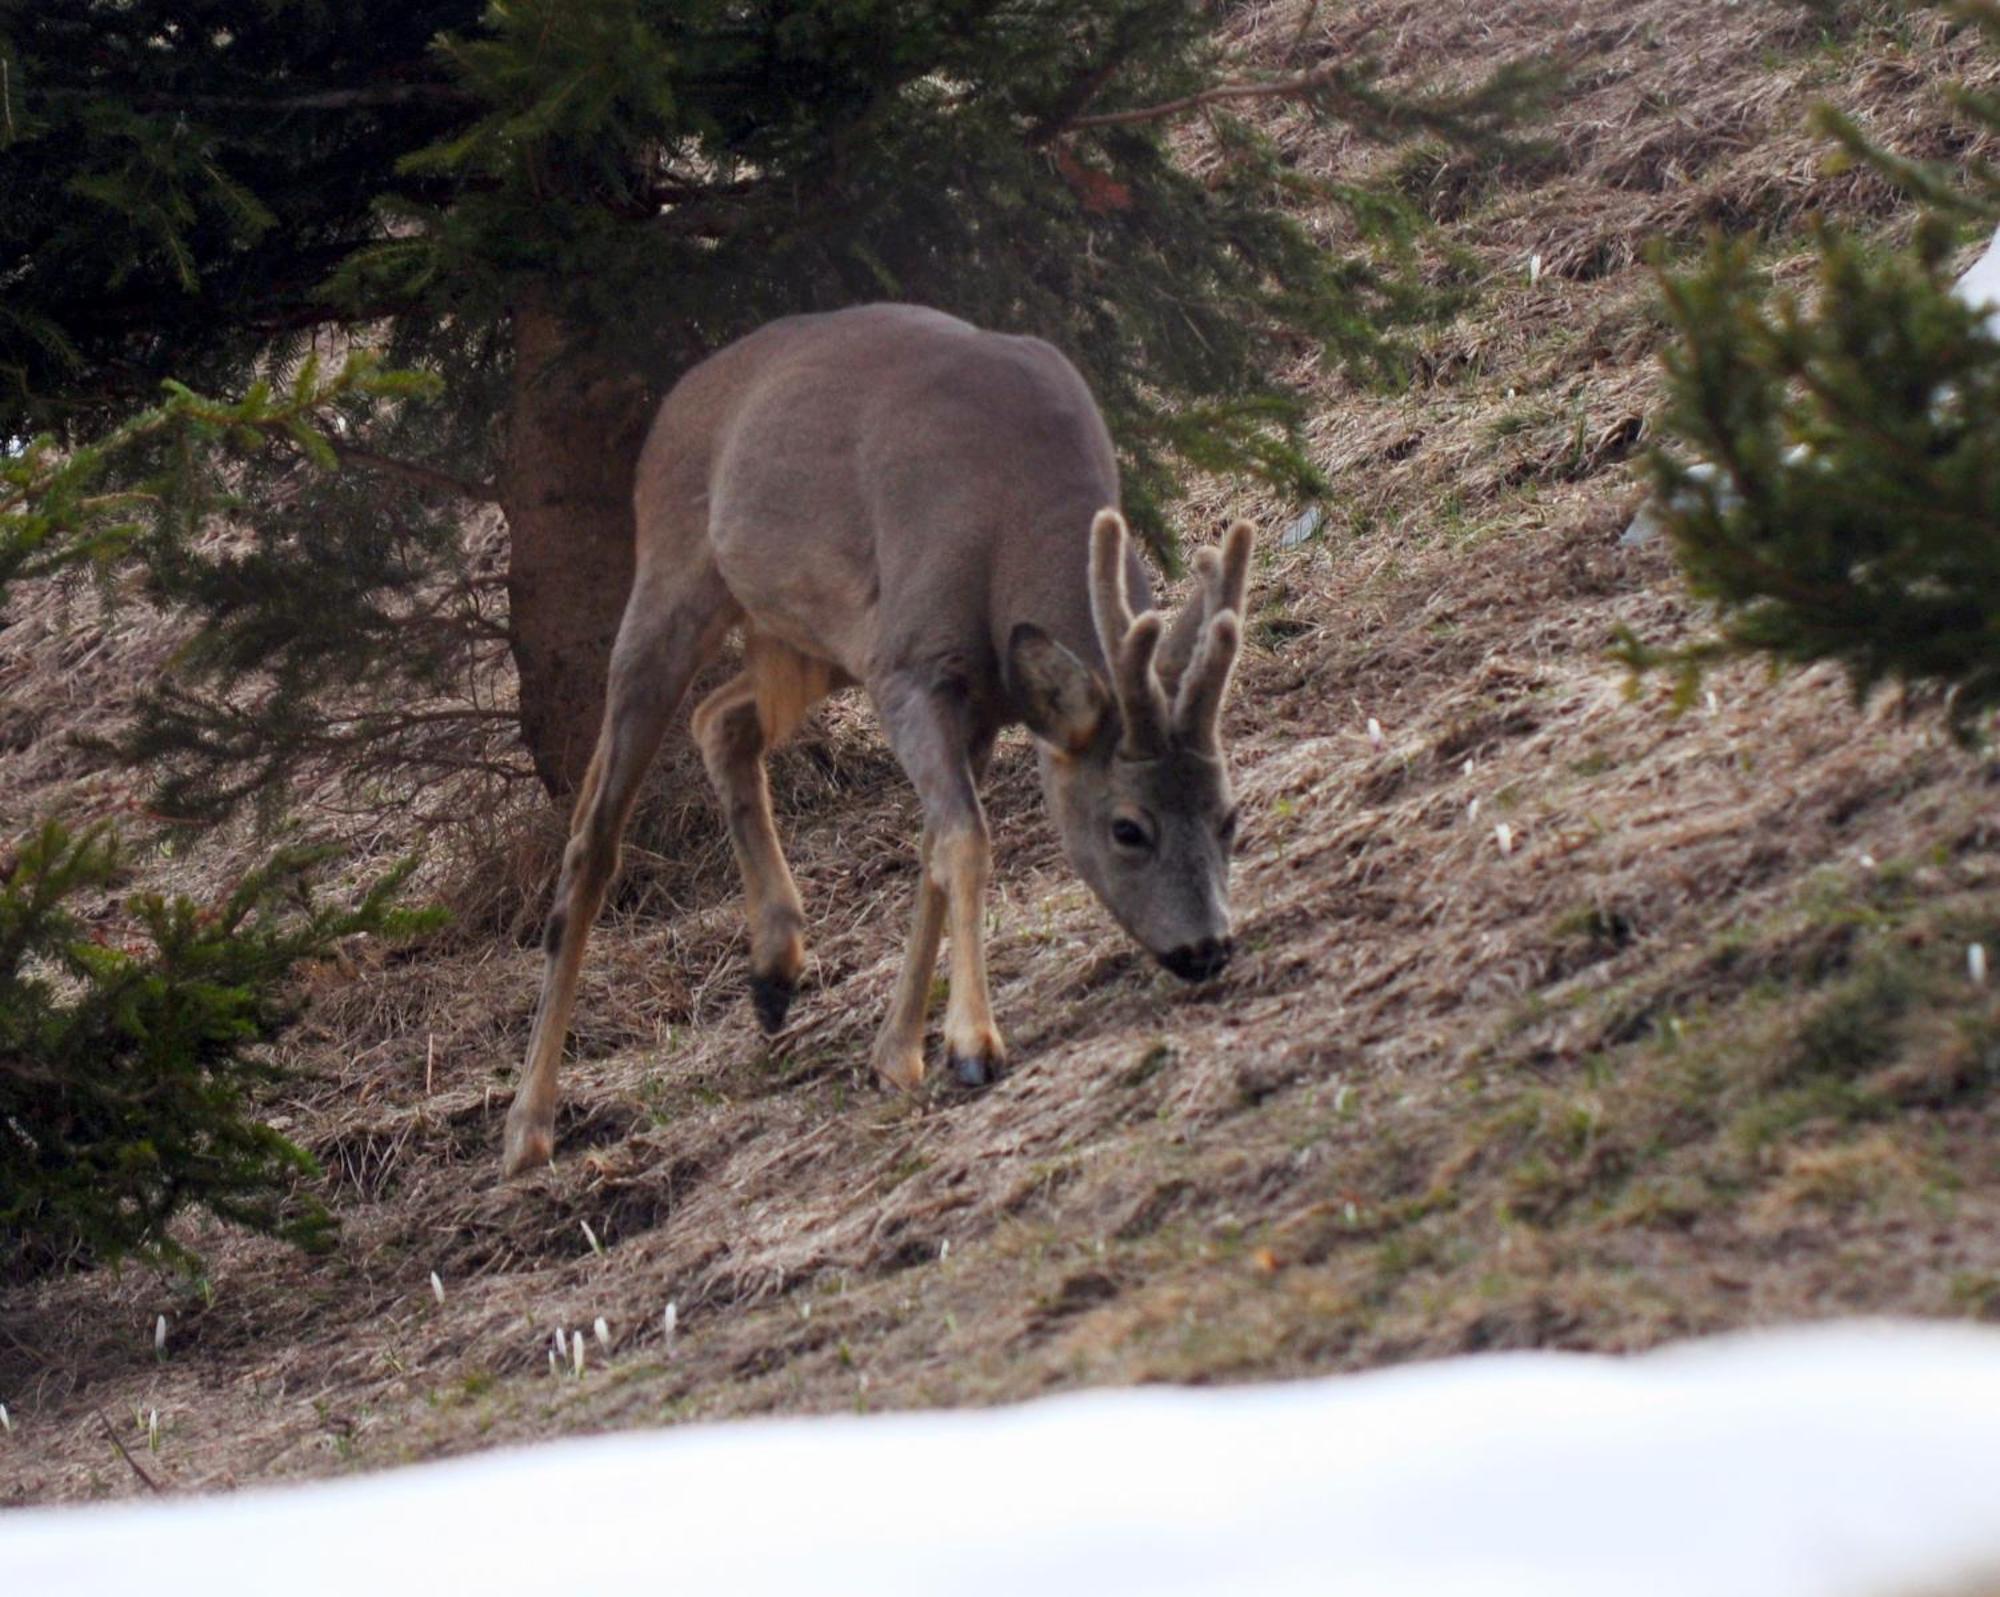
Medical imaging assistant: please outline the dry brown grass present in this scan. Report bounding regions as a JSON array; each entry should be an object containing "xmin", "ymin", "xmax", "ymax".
[{"xmin": 4, "ymin": 0, "xmax": 2000, "ymax": 1503}]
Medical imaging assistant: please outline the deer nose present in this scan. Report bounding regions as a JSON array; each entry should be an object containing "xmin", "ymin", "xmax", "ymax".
[{"xmin": 1161, "ymin": 935, "xmax": 1232, "ymax": 983}]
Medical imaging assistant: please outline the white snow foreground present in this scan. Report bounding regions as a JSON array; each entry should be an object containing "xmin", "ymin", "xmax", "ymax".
[{"xmin": 9, "ymin": 1320, "xmax": 2000, "ymax": 1597}]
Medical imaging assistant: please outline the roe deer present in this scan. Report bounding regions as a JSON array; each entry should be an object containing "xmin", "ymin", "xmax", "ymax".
[{"xmin": 504, "ymin": 303, "xmax": 1254, "ymax": 1177}]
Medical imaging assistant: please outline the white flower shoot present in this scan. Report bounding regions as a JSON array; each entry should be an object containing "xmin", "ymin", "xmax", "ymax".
[
  {"xmin": 429, "ymin": 1271, "xmax": 445, "ymax": 1306},
  {"xmin": 554, "ymin": 1326, "xmax": 568, "ymax": 1362},
  {"xmin": 940, "ymin": 1239, "xmax": 951, "ymax": 1262},
  {"xmin": 580, "ymin": 1219, "xmax": 603, "ymax": 1256},
  {"xmin": 154, "ymin": 1315, "xmax": 167, "ymax": 1358},
  {"xmin": 1972, "ymin": 943, "xmax": 1989, "ymax": 986},
  {"xmin": 664, "ymin": 1302, "xmax": 679, "ymax": 1342},
  {"xmin": 0, "ymin": 1403, "xmax": 12, "ymax": 1434},
  {"xmin": 594, "ymin": 1317, "xmax": 611, "ymax": 1350},
  {"xmin": 1367, "ymin": 717, "xmax": 1384, "ymax": 749},
  {"xmin": 571, "ymin": 1333, "xmax": 586, "ymax": 1378},
  {"xmin": 147, "ymin": 1409, "xmax": 160, "ymax": 1452},
  {"xmin": 1495, "ymin": 822, "xmax": 1515, "ymax": 857}
]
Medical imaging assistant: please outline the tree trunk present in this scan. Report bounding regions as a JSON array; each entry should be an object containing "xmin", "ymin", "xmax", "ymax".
[{"xmin": 501, "ymin": 302, "xmax": 654, "ymax": 798}]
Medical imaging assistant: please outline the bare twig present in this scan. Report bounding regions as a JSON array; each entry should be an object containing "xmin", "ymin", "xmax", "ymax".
[
  {"xmin": 331, "ymin": 443, "xmax": 500, "ymax": 504},
  {"xmin": 1062, "ymin": 59, "xmax": 1354, "ymax": 134},
  {"xmin": 1025, "ymin": 51, "xmax": 1139, "ymax": 147},
  {"xmin": 1287, "ymin": 1, "xmax": 1326, "ymax": 64},
  {"xmin": 97, "ymin": 1412, "xmax": 168, "ymax": 1495},
  {"xmin": 138, "ymin": 83, "xmax": 474, "ymax": 115}
]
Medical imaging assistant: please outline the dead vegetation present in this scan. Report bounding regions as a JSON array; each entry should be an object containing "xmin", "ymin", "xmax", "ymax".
[{"xmin": 4, "ymin": 0, "xmax": 1999, "ymax": 1501}]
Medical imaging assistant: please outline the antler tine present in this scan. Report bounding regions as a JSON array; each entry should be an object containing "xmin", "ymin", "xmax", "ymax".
[
  {"xmin": 1155, "ymin": 545, "xmax": 1223, "ymax": 699},
  {"xmin": 1114, "ymin": 611, "xmax": 1170, "ymax": 755},
  {"xmin": 1090, "ymin": 508, "xmax": 1170, "ymax": 754},
  {"xmin": 1088, "ymin": 509, "xmax": 1135, "ymax": 665},
  {"xmin": 1174, "ymin": 608, "xmax": 1242, "ymax": 755},
  {"xmin": 1217, "ymin": 519, "xmax": 1253, "ymax": 617},
  {"xmin": 1172, "ymin": 520, "xmax": 1252, "ymax": 753}
]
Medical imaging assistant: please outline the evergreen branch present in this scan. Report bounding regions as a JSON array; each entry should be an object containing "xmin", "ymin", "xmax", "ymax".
[
  {"xmin": 2, "ymin": 823, "xmax": 436, "ymax": 1275},
  {"xmin": 1023, "ymin": 19, "xmax": 1154, "ymax": 148},
  {"xmin": 1059, "ymin": 58, "xmax": 1362, "ymax": 133},
  {"xmin": 380, "ymin": 602, "xmax": 514, "ymax": 645},
  {"xmin": 1639, "ymin": 211, "xmax": 2000, "ymax": 739},
  {"xmin": 1047, "ymin": 49, "xmax": 1553, "ymax": 161},
  {"xmin": 244, "ymin": 299, "xmax": 428, "ymax": 335},
  {"xmin": 330, "ymin": 442, "xmax": 498, "ymax": 503},
  {"xmin": 3, "ymin": 355, "xmax": 442, "ymax": 601},
  {"xmin": 136, "ymin": 83, "xmax": 475, "ymax": 115},
  {"xmin": 323, "ymin": 706, "xmax": 520, "ymax": 733},
  {"xmin": 343, "ymin": 749, "xmax": 535, "ymax": 780},
  {"xmin": 643, "ymin": 175, "xmax": 763, "ymax": 209},
  {"xmin": 1813, "ymin": 104, "xmax": 1994, "ymax": 218}
]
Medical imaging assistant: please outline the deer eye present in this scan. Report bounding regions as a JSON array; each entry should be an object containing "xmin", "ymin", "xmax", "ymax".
[{"xmin": 1110, "ymin": 816, "xmax": 1153, "ymax": 853}]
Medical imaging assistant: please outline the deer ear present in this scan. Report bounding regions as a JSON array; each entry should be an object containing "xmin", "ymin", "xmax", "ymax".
[{"xmin": 1009, "ymin": 624, "xmax": 1108, "ymax": 755}]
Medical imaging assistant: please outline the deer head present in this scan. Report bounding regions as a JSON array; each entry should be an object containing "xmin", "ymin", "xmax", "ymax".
[{"xmin": 1009, "ymin": 509, "xmax": 1252, "ymax": 982}]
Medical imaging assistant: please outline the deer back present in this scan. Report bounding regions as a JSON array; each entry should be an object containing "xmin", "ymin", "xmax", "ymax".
[{"xmin": 632, "ymin": 303, "xmax": 1150, "ymax": 726}]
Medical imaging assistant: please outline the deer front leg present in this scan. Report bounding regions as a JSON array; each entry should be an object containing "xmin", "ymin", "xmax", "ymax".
[
  {"xmin": 871, "ymin": 827, "xmax": 947, "ymax": 1091},
  {"xmin": 872, "ymin": 674, "xmax": 1002, "ymax": 1090},
  {"xmin": 870, "ymin": 820, "xmax": 1003, "ymax": 1089},
  {"xmin": 934, "ymin": 823, "xmax": 1005, "ymax": 1087}
]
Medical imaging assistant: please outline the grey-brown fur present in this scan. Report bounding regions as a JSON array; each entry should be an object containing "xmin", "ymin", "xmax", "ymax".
[{"xmin": 504, "ymin": 303, "xmax": 1254, "ymax": 1177}]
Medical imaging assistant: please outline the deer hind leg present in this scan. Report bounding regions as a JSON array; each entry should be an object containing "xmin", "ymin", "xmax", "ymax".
[
  {"xmin": 691, "ymin": 637, "xmax": 838, "ymax": 1034},
  {"xmin": 503, "ymin": 564, "xmax": 737, "ymax": 1179},
  {"xmin": 872, "ymin": 669, "xmax": 1002, "ymax": 1090}
]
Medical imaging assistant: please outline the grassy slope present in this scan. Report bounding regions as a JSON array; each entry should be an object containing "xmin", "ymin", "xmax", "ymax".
[{"xmin": 5, "ymin": 0, "xmax": 2000, "ymax": 1500}]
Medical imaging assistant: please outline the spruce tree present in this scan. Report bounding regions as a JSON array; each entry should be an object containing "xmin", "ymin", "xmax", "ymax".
[
  {"xmin": 2, "ymin": 365, "xmax": 439, "ymax": 1278},
  {"xmin": 0, "ymin": 1, "xmax": 1544, "ymax": 806},
  {"xmin": 1635, "ymin": 2, "xmax": 2000, "ymax": 737},
  {"xmin": 0, "ymin": 823, "xmax": 431, "ymax": 1278}
]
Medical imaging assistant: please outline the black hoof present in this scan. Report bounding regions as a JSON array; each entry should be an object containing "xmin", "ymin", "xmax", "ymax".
[
  {"xmin": 949, "ymin": 1051, "xmax": 999, "ymax": 1089},
  {"xmin": 750, "ymin": 973, "xmax": 796, "ymax": 1035}
]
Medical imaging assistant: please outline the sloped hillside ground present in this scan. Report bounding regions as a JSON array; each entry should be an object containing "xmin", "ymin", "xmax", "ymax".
[{"xmin": 6, "ymin": 0, "xmax": 2000, "ymax": 1500}]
